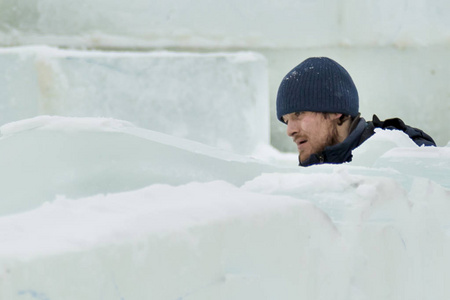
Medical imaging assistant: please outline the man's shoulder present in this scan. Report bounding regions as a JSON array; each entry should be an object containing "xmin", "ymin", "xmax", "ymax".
[{"xmin": 361, "ymin": 115, "xmax": 436, "ymax": 147}]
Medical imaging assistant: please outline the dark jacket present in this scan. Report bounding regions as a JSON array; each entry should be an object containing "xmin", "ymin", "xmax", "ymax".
[{"xmin": 299, "ymin": 114, "xmax": 436, "ymax": 167}]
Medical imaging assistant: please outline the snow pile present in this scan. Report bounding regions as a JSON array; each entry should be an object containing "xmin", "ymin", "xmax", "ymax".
[{"xmin": 0, "ymin": 116, "xmax": 449, "ymax": 300}]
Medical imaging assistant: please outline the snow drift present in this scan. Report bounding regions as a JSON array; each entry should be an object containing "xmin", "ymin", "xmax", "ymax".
[{"xmin": 0, "ymin": 116, "xmax": 449, "ymax": 300}]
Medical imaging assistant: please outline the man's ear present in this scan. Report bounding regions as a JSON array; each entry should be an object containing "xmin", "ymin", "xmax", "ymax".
[{"xmin": 336, "ymin": 114, "xmax": 352, "ymax": 126}]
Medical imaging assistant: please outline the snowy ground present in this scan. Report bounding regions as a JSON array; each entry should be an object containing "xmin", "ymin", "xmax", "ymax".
[{"xmin": 0, "ymin": 116, "xmax": 449, "ymax": 300}]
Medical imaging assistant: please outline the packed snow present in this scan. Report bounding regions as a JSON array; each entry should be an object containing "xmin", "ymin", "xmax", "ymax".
[{"xmin": 0, "ymin": 116, "xmax": 449, "ymax": 300}]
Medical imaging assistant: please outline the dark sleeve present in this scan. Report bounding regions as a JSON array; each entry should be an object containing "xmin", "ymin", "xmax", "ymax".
[
  {"xmin": 371, "ymin": 115, "xmax": 436, "ymax": 147},
  {"xmin": 403, "ymin": 126, "xmax": 436, "ymax": 146}
]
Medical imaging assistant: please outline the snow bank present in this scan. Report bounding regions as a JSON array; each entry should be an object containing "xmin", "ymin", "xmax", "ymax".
[
  {"xmin": 0, "ymin": 116, "xmax": 449, "ymax": 299},
  {"xmin": 0, "ymin": 181, "xmax": 343, "ymax": 300},
  {"xmin": 0, "ymin": 116, "xmax": 281, "ymax": 217}
]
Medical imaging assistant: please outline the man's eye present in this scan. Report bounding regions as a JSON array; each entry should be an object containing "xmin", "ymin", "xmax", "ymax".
[{"xmin": 294, "ymin": 112, "xmax": 302, "ymax": 117}]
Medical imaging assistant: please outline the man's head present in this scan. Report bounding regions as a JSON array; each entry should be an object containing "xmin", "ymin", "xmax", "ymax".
[{"xmin": 276, "ymin": 57, "xmax": 359, "ymax": 163}]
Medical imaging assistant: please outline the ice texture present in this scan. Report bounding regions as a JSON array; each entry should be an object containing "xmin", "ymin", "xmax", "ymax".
[
  {"xmin": 1, "ymin": 0, "xmax": 449, "ymax": 48},
  {"xmin": 0, "ymin": 116, "xmax": 449, "ymax": 300},
  {"xmin": 0, "ymin": 46, "xmax": 269, "ymax": 155}
]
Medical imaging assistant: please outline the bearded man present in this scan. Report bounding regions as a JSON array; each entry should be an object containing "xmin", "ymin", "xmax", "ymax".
[{"xmin": 276, "ymin": 57, "xmax": 435, "ymax": 167}]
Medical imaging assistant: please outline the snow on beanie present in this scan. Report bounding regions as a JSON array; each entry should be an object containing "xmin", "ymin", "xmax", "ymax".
[{"xmin": 276, "ymin": 57, "xmax": 359, "ymax": 122}]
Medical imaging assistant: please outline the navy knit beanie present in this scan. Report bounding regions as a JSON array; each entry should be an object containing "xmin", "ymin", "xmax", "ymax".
[{"xmin": 276, "ymin": 57, "xmax": 359, "ymax": 122}]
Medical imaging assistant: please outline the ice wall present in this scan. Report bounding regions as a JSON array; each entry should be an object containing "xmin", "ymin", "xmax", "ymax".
[
  {"xmin": 0, "ymin": 116, "xmax": 449, "ymax": 300},
  {"xmin": 0, "ymin": 46, "xmax": 269, "ymax": 155},
  {"xmin": 1, "ymin": 0, "xmax": 449, "ymax": 48},
  {"xmin": 1, "ymin": 0, "xmax": 449, "ymax": 149}
]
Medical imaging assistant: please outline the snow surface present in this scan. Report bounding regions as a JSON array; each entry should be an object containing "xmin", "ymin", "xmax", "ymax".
[{"xmin": 0, "ymin": 116, "xmax": 449, "ymax": 300}]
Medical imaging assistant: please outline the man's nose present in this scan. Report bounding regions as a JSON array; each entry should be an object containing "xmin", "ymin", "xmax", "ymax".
[{"xmin": 286, "ymin": 121, "xmax": 298, "ymax": 137}]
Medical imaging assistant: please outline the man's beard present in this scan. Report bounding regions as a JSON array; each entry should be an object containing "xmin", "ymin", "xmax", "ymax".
[{"xmin": 306, "ymin": 121, "xmax": 341, "ymax": 159}]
